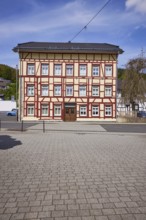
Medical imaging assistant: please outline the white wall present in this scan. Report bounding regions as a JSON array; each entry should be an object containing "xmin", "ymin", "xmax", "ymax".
[{"xmin": 0, "ymin": 101, "xmax": 16, "ymax": 111}]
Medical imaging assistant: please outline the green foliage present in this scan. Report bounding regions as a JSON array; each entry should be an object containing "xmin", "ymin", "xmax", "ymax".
[
  {"xmin": 0, "ymin": 64, "xmax": 18, "ymax": 100},
  {"xmin": 0, "ymin": 64, "xmax": 16, "ymax": 83},
  {"xmin": 118, "ymin": 68, "xmax": 125, "ymax": 79},
  {"xmin": 122, "ymin": 57, "xmax": 146, "ymax": 108}
]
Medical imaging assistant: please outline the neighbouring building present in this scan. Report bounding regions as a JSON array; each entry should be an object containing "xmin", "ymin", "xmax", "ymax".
[
  {"xmin": 13, "ymin": 42, "xmax": 123, "ymax": 121},
  {"xmin": 0, "ymin": 77, "xmax": 11, "ymax": 90}
]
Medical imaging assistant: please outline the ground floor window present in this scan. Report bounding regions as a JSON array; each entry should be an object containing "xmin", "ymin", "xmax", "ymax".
[
  {"xmin": 41, "ymin": 104, "xmax": 49, "ymax": 116},
  {"xmin": 54, "ymin": 105, "xmax": 61, "ymax": 116},
  {"xmin": 92, "ymin": 106, "xmax": 99, "ymax": 116},
  {"xmin": 105, "ymin": 105, "xmax": 112, "ymax": 116},
  {"xmin": 27, "ymin": 105, "xmax": 34, "ymax": 116},
  {"xmin": 80, "ymin": 106, "xmax": 87, "ymax": 116}
]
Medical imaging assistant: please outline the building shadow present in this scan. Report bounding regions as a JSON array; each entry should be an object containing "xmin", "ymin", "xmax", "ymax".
[{"xmin": 0, "ymin": 135, "xmax": 22, "ymax": 150}]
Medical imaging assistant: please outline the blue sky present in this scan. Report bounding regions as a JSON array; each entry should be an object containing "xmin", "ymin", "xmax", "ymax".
[{"xmin": 0, "ymin": 0, "xmax": 146, "ymax": 68}]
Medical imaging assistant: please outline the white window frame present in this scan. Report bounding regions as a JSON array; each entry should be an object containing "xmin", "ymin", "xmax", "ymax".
[
  {"xmin": 66, "ymin": 85, "xmax": 73, "ymax": 96},
  {"xmin": 54, "ymin": 85, "xmax": 61, "ymax": 96},
  {"xmin": 92, "ymin": 86, "xmax": 99, "ymax": 96},
  {"xmin": 105, "ymin": 86, "xmax": 112, "ymax": 97},
  {"xmin": 41, "ymin": 64, "xmax": 48, "ymax": 75},
  {"xmin": 41, "ymin": 104, "xmax": 49, "ymax": 116},
  {"xmin": 27, "ymin": 64, "xmax": 35, "ymax": 75},
  {"xmin": 27, "ymin": 105, "xmax": 34, "ymax": 116},
  {"xmin": 66, "ymin": 64, "xmax": 73, "ymax": 76},
  {"xmin": 54, "ymin": 105, "xmax": 61, "ymax": 116},
  {"xmin": 92, "ymin": 65, "xmax": 100, "ymax": 76},
  {"xmin": 79, "ymin": 64, "xmax": 86, "ymax": 76},
  {"xmin": 41, "ymin": 85, "xmax": 49, "ymax": 96},
  {"xmin": 105, "ymin": 105, "xmax": 112, "ymax": 116},
  {"xmin": 27, "ymin": 85, "xmax": 34, "ymax": 96},
  {"xmin": 92, "ymin": 106, "xmax": 99, "ymax": 116},
  {"xmin": 80, "ymin": 106, "xmax": 87, "ymax": 116},
  {"xmin": 105, "ymin": 65, "xmax": 112, "ymax": 76},
  {"xmin": 54, "ymin": 64, "xmax": 62, "ymax": 76},
  {"xmin": 79, "ymin": 85, "xmax": 86, "ymax": 96}
]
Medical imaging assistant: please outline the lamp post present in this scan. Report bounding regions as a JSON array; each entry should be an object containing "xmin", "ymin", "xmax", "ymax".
[
  {"xmin": 16, "ymin": 65, "xmax": 18, "ymax": 104},
  {"xmin": 16, "ymin": 65, "xmax": 18, "ymax": 121}
]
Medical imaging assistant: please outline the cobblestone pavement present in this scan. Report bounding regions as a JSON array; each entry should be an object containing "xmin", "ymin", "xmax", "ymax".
[{"xmin": 0, "ymin": 130, "xmax": 146, "ymax": 220}]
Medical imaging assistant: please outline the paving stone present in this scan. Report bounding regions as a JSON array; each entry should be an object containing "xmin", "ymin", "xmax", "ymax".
[
  {"xmin": 0, "ymin": 214, "xmax": 11, "ymax": 220},
  {"xmin": 0, "ymin": 127, "xmax": 146, "ymax": 219},
  {"xmin": 108, "ymin": 215, "xmax": 122, "ymax": 220},
  {"xmin": 134, "ymin": 214, "xmax": 146, "ymax": 220}
]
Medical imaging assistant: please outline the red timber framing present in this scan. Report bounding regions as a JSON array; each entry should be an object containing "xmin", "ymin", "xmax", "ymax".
[{"xmin": 14, "ymin": 42, "xmax": 123, "ymax": 121}]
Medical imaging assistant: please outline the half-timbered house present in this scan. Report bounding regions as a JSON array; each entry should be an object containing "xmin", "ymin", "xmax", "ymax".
[{"xmin": 13, "ymin": 42, "xmax": 123, "ymax": 121}]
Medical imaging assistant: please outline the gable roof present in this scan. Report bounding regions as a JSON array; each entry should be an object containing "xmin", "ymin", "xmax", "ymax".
[{"xmin": 13, "ymin": 42, "xmax": 124, "ymax": 54}]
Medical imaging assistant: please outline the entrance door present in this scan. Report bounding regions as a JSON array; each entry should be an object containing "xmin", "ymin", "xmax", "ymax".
[{"xmin": 64, "ymin": 107, "xmax": 76, "ymax": 121}]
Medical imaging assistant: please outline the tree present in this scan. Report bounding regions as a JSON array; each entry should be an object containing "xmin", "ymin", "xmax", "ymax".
[{"xmin": 122, "ymin": 57, "xmax": 146, "ymax": 111}]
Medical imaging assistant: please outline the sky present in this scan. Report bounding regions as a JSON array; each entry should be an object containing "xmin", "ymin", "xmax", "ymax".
[{"xmin": 0, "ymin": 0, "xmax": 146, "ymax": 68}]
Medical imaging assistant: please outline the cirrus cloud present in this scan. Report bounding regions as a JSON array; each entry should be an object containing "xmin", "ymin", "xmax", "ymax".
[{"xmin": 126, "ymin": 0, "xmax": 146, "ymax": 14}]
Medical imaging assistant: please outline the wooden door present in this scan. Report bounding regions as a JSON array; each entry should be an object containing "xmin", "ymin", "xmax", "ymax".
[{"xmin": 64, "ymin": 107, "xmax": 76, "ymax": 121}]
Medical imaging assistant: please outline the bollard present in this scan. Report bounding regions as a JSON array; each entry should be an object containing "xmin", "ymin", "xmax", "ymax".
[
  {"xmin": 21, "ymin": 120, "xmax": 24, "ymax": 132},
  {"xmin": 43, "ymin": 121, "xmax": 45, "ymax": 133}
]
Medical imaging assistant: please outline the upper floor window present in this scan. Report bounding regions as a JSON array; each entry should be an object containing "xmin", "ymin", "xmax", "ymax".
[
  {"xmin": 105, "ymin": 86, "xmax": 112, "ymax": 97},
  {"xmin": 54, "ymin": 85, "xmax": 61, "ymax": 96},
  {"xmin": 92, "ymin": 65, "xmax": 100, "ymax": 76},
  {"xmin": 27, "ymin": 64, "xmax": 35, "ymax": 75},
  {"xmin": 41, "ymin": 85, "xmax": 49, "ymax": 96},
  {"xmin": 66, "ymin": 64, "xmax": 73, "ymax": 76},
  {"xmin": 79, "ymin": 85, "xmax": 86, "ymax": 96},
  {"xmin": 66, "ymin": 85, "xmax": 73, "ymax": 96},
  {"xmin": 105, "ymin": 65, "xmax": 112, "ymax": 77},
  {"xmin": 27, "ymin": 85, "xmax": 34, "ymax": 96},
  {"xmin": 105, "ymin": 105, "xmax": 112, "ymax": 116},
  {"xmin": 80, "ymin": 106, "xmax": 87, "ymax": 116},
  {"xmin": 27, "ymin": 105, "xmax": 34, "ymax": 116},
  {"xmin": 79, "ymin": 64, "xmax": 87, "ymax": 76},
  {"xmin": 41, "ymin": 64, "xmax": 49, "ymax": 75},
  {"xmin": 92, "ymin": 85, "xmax": 99, "ymax": 96},
  {"xmin": 54, "ymin": 64, "xmax": 62, "ymax": 76}
]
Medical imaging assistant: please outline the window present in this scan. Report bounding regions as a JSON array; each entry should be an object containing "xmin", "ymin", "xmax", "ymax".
[
  {"xmin": 54, "ymin": 64, "xmax": 61, "ymax": 76},
  {"xmin": 105, "ymin": 86, "xmax": 112, "ymax": 97},
  {"xmin": 92, "ymin": 106, "xmax": 99, "ymax": 116},
  {"xmin": 79, "ymin": 85, "xmax": 86, "ymax": 96},
  {"xmin": 105, "ymin": 65, "xmax": 112, "ymax": 76},
  {"xmin": 66, "ymin": 85, "xmax": 73, "ymax": 96},
  {"xmin": 54, "ymin": 105, "xmax": 61, "ymax": 116},
  {"xmin": 92, "ymin": 86, "xmax": 99, "ymax": 96},
  {"xmin": 92, "ymin": 65, "xmax": 100, "ymax": 76},
  {"xmin": 41, "ymin": 104, "xmax": 48, "ymax": 116},
  {"xmin": 27, "ymin": 85, "xmax": 34, "ymax": 96},
  {"xmin": 54, "ymin": 85, "xmax": 61, "ymax": 96},
  {"xmin": 66, "ymin": 64, "xmax": 73, "ymax": 76},
  {"xmin": 41, "ymin": 85, "xmax": 49, "ymax": 96},
  {"xmin": 27, "ymin": 105, "xmax": 34, "ymax": 116},
  {"xmin": 27, "ymin": 64, "xmax": 35, "ymax": 75},
  {"xmin": 41, "ymin": 64, "xmax": 48, "ymax": 75},
  {"xmin": 105, "ymin": 105, "xmax": 112, "ymax": 116},
  {"xmin": 79, "ymin": 64, "xmax": 86, "ymax": 76},
  {"xmin": 80, "ymin": 106, "xmax": 87, "ymax": 116}
]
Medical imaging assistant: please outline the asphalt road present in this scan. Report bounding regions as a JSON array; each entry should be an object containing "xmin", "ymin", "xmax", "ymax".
[{"xmin": 0, "ymin": 111, "xmax": 146, "ymax": 133}]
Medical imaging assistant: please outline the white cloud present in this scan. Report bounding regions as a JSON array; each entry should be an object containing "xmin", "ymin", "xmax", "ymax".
[{"xmin": 126, "ymin": 0, "xmax": 146, "ymax": 14}]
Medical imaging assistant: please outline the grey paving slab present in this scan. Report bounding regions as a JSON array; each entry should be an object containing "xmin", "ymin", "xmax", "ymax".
[
  {"xmin": 28, "ymin": 121, "xmax": 106, "ymax": 133},
  {"xmin": 0, "ymin": 129, "xmax": 146, "ymax": 219}
]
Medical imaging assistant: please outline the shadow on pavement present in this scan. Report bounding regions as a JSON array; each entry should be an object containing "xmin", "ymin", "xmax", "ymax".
[{"xmin": 0, "ymin": 135, "xmax": 22, "ymax": 150}]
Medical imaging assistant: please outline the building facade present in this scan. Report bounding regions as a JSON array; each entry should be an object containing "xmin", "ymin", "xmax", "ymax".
[{"xmin": 13, "ymin": 42, "xmax": 123, "ymax": 121}]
